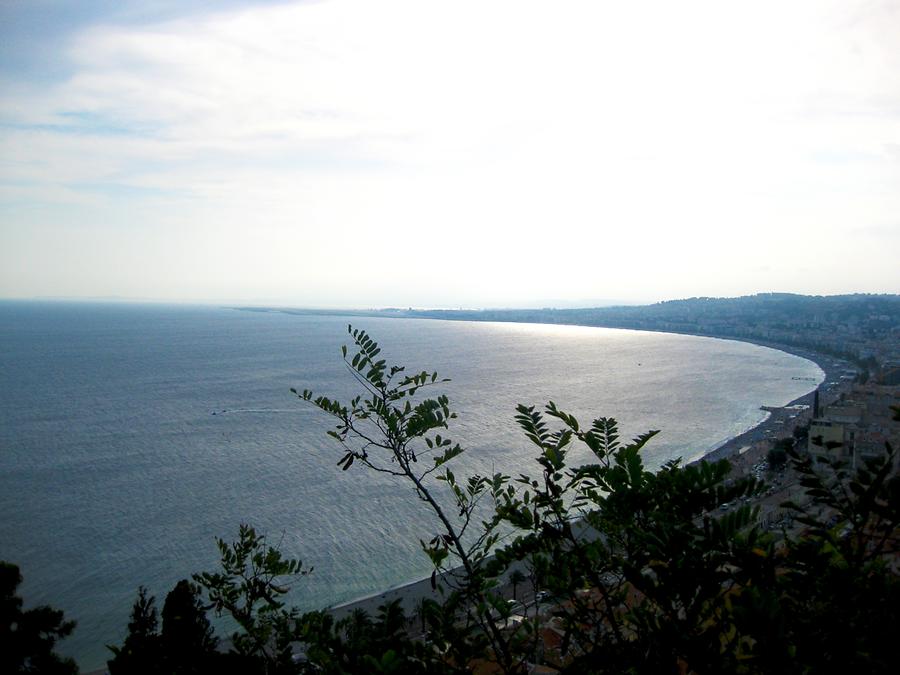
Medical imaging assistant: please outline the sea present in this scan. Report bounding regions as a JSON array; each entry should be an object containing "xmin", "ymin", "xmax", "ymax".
[{"xmin": 0, "ymin": 301, "xmax": 824, "ymax": 670}]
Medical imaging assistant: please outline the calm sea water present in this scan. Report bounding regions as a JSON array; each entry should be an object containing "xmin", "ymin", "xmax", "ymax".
[{"xmin": 0, "ymin": 301, "xmax": 823, "ymax": 670}]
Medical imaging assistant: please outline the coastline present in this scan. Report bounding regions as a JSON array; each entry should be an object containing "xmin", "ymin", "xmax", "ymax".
[
  {"xmin": 84, "ymin": 328, "xmax": 848, "ymax": 672},
  {"xmin": 323, "ymin": 333, "xmax": 849, "ymax": 623},
  {"xmin": 231, "ymin": 306, "xmax": 848, "ymax": 469},
  {"xmin": 691, "ymin": 336, "xmax": 849, "ymax": 466}
]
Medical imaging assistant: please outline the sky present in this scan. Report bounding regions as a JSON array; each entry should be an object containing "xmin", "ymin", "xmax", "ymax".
[{"xmin": 1, "ymin": 0, "xmax": 898, "ymax": 308}]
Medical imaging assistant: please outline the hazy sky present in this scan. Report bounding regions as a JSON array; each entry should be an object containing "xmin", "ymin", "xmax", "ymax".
[{"xmin": 1, "ymin": 0, "xmax": 898, "ymax": 308}]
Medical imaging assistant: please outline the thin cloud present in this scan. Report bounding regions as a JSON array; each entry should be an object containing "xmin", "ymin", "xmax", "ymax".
[{"xmin": 1, "ymin": 0, "xmax": 899, "ymax": 305}]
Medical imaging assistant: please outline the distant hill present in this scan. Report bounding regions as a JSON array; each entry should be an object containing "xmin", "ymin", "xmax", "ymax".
[
  {"xmin": 234, "ymin": 293, "xmax": 900, "ymax": 367},
  {"xmin": 383, "ymin": 294, "xmax": 899, "ymax": 372},
  {"xmin": 400, "ymin": 293, "xmax": 900, "ymax": 331}
]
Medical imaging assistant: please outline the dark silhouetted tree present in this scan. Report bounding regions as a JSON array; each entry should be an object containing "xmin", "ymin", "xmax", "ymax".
[
  {"xmin": 1, "ymin": 561, "xmax": 78, "ymax": 675},
  {"xmin": 107, "ymin": 586, "xmax": 162, "ymax": 675},
  {"xmin": 161, "ymin": 580, "xmax": 218, "ymax": 673}
]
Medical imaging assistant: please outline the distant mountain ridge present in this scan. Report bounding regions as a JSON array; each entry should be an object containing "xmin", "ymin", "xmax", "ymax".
[
  {"xmin": 386, "ymin": 293, "xmax": 899, "ymax": 373},
  {"xmin": 400, "ymin": 293, "xmax": 900, "ymax": 327},
  {"xmin": 234, "ymin": 293, "xmax": 900, "ymax": 367},
  {"xmin": 236, "ymin": 293, "xmax": 900, "ymax": 329}
]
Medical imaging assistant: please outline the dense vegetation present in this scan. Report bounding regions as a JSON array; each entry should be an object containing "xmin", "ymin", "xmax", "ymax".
[
  {"xmin": 1, "ymin": 562, "xmax": 78, "ymax": 674},
  {"xmin": 5, "ymin": 326, "xmax": 898, "ymax": 673}
]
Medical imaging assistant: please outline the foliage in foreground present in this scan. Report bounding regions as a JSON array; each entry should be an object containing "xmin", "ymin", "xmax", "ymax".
[
  {"xmin": 50, "ymin": 326, "xmax": 900, "ymax": 673},
  {"xmin": 1, "ymin": 562, "xmax": 78, "ymax": 675},
  {"xmin": 291, "ymin": 326, "xmax": 899, "ymax": 674}
]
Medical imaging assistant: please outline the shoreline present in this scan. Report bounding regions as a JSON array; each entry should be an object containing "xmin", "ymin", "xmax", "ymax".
[
  {"xmin": 691, "ymin": 336, "xmax": 850, "ymax": 466},
  {"xmin": 85, "ymin": 329, "xmax": 848, "ymax": 673},
  {"xmin": 323, "ymin": 334, "xmax": 849, "ymax": 622}
]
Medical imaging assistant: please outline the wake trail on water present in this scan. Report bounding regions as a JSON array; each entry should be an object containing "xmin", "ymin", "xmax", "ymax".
[{"xmin": 211, "ymin": 408, "xmax": 297, "ymax": 415}]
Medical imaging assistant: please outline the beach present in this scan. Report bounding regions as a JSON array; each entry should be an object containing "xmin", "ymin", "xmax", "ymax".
[
  {"xmin": 325, "ymin": 340, "xmax": 850, "ymax": 626},
  {"xmin": 699, "ymin": 339, "xmax": 851, "ymax": 467}
]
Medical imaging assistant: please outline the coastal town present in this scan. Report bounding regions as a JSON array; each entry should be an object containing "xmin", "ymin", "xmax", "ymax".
[
  {"xmin": 646, "ymin": 295, "xmax": 900, "ymax": 534},
  {"xmin": 719, "ymin": 357, "xmax": 899, "ymax": 535},
  {"xmin": 395, "ymin": 294, "xmax": 900, "ymax": 476},
  {"xmin": 329, "ymin": 293, "xmax": 900, "ymax": 671},
  {"xmin": 257, "ymin": 293, "xmax": 900, "ymax": 577}
]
